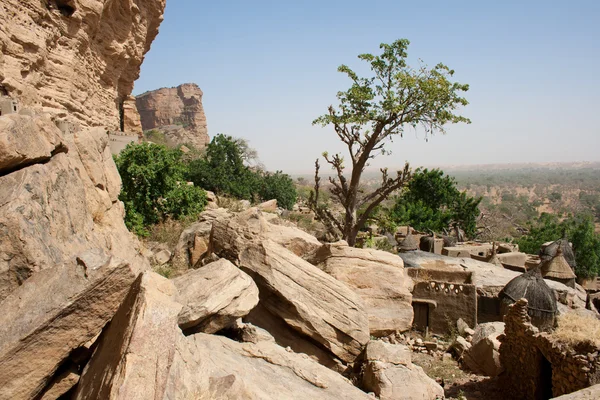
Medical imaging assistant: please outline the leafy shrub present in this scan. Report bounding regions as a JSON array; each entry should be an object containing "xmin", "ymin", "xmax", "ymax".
[
  {"xmin": 259, "ymin": 171, "xmax": 297, "ymax": 210},
  {"xmin": 115, "ymin": 142, "xmax": 207, "ymax": 236},
  {"xmin": 186, "ymin": 134, "xmax": 261, "ymax": 201}
]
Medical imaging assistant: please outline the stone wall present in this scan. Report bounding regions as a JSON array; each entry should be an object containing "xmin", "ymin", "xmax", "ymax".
[
  {"xmin": 499, "ymin": 299, "xmax": 600, "ymax": 399},
  {"xmin": 412, "ymin": 279, "xmax": 477, "ymax": 334}
]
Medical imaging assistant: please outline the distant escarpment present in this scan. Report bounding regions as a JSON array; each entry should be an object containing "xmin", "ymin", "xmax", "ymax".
[
  {"xmin": 0, "ymin": 0, "xmax": 165, "ymax": 130},
  {"xmin": 136, "ymin": 83, "xmax": 210, "ymax": 149}
]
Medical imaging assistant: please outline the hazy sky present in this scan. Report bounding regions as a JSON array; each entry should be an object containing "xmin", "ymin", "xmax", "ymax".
[{"xmin": 134, "ymin": 0, "xmax": 600, "ymax": 174}]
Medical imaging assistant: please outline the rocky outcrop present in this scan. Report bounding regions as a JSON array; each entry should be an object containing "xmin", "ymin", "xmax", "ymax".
[
  {"xmin": 174, "ymin": 259, "xmax": 259, "ymax": 333},
  {"xmin": 361, "ymin": 340, "xmax": 444, "ymax": 400},
  {"xmin": 306, "ymin": 242, "xmax": 414, "ymax": 336},
  {"xmin": 121, "ymin": 95, "xmax": 143, "ymax": 135},
  {"xmin": 0, "ymin": 115, "xmax": 148, "ymax": 300},
  {"xmin": 0, "ymin": 0, "xmax": 166, "ymax": 129},
  {"xmin": 0, "ymin": 251, "xmax": 137, "ymax": 400},
  {"xmin": 136, "ymin": 83, "xmax": 210, "ymax": 149},
  {"xmin": 238, "ymin": 240, "xmax": 370, "ymax": 365}
]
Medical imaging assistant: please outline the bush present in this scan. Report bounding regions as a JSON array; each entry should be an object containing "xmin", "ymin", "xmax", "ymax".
[
  {"xmin": 186, "ymin": 134, "xmax": 261, "ymax": 201},
  {"xmin": 115, "ymin": 142, "xmax": 207, "ymax": 236},
  {"xmin": 259, "ymin": 171, "xmax": 297, "ymax": 210}
]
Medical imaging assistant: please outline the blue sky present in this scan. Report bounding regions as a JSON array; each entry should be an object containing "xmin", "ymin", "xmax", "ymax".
[{"xmin": 135, "ymin": 0, "xmax": 600, "ymax": 173}]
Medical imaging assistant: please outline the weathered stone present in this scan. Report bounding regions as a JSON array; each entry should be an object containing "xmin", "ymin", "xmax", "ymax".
[
  {"xmin": 0, "ymin": 116, "xmax": 148, "ymax": 301},
  {"xmin": 362, "ymin": 341, "xmax": 444, "ymax": 400},
  {"xmin": 552, "ymin": 384, "xmax": 600, "ymax": 399},
  {"xmin": 173, "ymin": 259, "xmax": 259, "ymax": 333},
  {"xmin": 306, "ymin": 242, "xmax": 414, "ymax": 336},
  {"xmin": 0, "ymin": 0, "xmax": 166, "ymax": 129},
  {"xmin": 136, "ymin": 83, "xmax": 209, "ymax": 149},
  {"xmin": 449, "ymin": 336, "xmax": 472, "ymax": 358},
  {"xmin": 239, "ymin": 240, "xmax": 370, "ymax": 364},
  {"xmin": 121, "ymin": 95, "xmax": 143, "ymax": 135},
  {"xmin": 166, "ymin": 333, "xmax": 372, "ymax": 400},
  {"xmin": 257, "ymin": 199, "xmax": 278, "ymax": 212},
  {"xmin": 457, "ymin": 318, "xmax": 470, "ymax": 336},
  {"xmin": 39, "ymin": 364, "xmax": 80, "ymax": 400},
  {"xmin": 154, "ymin": 249, "xmax": 172, "ymax": 265},
  {"xmin": 464, "ymin": 323, "xmax": 505, "ymax": 377},
  {"xmin": 211, "ymin": 207, "xmax": 322, "ymax": 259},
  {"xmin": 0, "ymin": 251, "xmax": 137, "ymax": 400},
  {"xmin": 74, "ymin": 272, "xmax": 182, "ymax": 400},
  {"xmin": 0, "ymin": 113, "xmax": 65, "ymax": 174}
]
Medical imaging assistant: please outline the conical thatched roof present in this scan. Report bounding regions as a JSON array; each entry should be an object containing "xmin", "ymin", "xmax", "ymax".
[
  {"xmin": 499, "ymin": 267, "xmax": 557, "ymax": 325},
  {"xmin": 540, "ymin": 238, "xmax": 576, "ymax": 270},
  {"xmin": 398, "ymin": 232, "xmax": 418, "ymax": 251},
  {"xmin": 541, "ymin": 247, "xmax": 576, "ymax": 280}
]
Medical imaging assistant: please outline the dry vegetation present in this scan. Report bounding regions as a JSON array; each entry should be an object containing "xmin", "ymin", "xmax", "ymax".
[{"xmin": 553, "ymin": 313, "xmax": 600, "ymax": 348}]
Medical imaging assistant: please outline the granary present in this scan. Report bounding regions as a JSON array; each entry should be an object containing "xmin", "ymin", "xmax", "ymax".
[
  {"xmin": 540, "ymin": 247, "xmax": 577, "ymax": 288},
  {"xmin": 398, "ymin": 230, "xmax": 419, "ymax": 253},
  {"xmin": 540, "ymin": 238, "xmax": 576, "ymax": 270},
  {"xmin": 499, "ymin": 268, "xmax": 558, "ymax": 332},
  {"xmin": 0, "ymin": 95, "xmax": 18, "ymax": 116}
]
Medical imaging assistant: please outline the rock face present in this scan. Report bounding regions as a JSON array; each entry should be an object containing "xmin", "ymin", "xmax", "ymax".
[
  {"xmin": 0, "ymin": 0, "xmax": 166, "ymax": 130},
  {"xmin": 0, "ymin": 251, "xmax": 137, "ymax": 400},
  {"xmin": 238, "ymin": 240, "xmax": 370, "ymax": 365},
  {"xmin": 306, "ymin": 242, "xmax": 414, "ymax": 336},
  {"xmin": 0, "ymin": 115, "xmax": 148, "ymax": 300},
  {"xmin": 136, "ymin": 83, "xmax": 210, "ymax": 149},
  {"xmin": 121, "ymin": 95, "xmax": 143, "ymax": 135},
  {"xmin": 361, "ymin": 340, "xmax": 444, "ymax": 400},
  {"xmin": 174, "ymin": 259, "xmax": 259, "ymax": 333}
]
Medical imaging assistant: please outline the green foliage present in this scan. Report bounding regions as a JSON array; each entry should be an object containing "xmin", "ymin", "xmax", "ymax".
[
  {"xmin": 310, "ymin": 38, "xmax": 470, "ymax": 246},
  {"xmin": 144, "ymin": 129, "xmax": 168, "ymax": 146},
  {"xmin": 389, "ymin": 168, "xmax": 481, "ymax": 237},
  {"xmin": 259, "ymin": 171, "xmax": 297, "ymax": 210},
  {"xmin": 115, "ymin": 142, "xmax": 207, "ymax": 236},
  {"xmin": 186, "ymin": 134, "xmax": 261, "ymax": 201},
  {"xmin": 516, "ymin": 213, "xmax": 600, "ymax": 278}
]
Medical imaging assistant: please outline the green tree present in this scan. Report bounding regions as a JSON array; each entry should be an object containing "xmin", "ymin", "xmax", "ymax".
[
  {"xmin": 259, "ymin": 171, "xmax": 297, "ymax": 210},
  {"xmin": 389, "ymin": 168, "xmax": 481, "ymax": 238},
  {"xmin": 308, "ymin": 39, "xmax": 470, "ymax": 246},
  {"xmin": 516, "ymin": 213, "xmax": 600, "ymax": 278},
  {"xmin": 186, "ymin": 134, "xmax": 261, "ymax": 200},
  {"xmin": 115, "ymin": 142, "xmax": 207, "ymax": 236}
]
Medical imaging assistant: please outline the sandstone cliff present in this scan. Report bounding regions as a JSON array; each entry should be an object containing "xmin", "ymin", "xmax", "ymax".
[
  {"xmin": 0, "ymin": 0, "xmax": 167, "ymax": 300},
  {"xmin": 0, "ymin": 0, "xmax": 165, "ymax": 130},
  {"xmin": 136, "ymin": 83, "xmax": 210, "ymax": 149}
]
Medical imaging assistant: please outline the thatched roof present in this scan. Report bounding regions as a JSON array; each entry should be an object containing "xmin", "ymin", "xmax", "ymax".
[
  {"xmin": 398, "ymin": 233, "xmax": 418, "ymax": 251},
  {"xmin": 541, "ymin": 247, "xmax": 577, "ymax": 280},
  {"xmin": 499, "ymin": 267, "xmax": 558, "ymax": 319},
  {"xmin": 540, "ymin": 238, "xmax": 576, "ymax": 270}
]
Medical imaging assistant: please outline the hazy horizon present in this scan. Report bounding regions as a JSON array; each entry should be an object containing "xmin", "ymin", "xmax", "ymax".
[{"xmin": 134, "ymin": 0, "xmax": 600, "ymax": 174}]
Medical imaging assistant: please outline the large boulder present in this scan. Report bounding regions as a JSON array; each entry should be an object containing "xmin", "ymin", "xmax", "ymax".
[
  {"xmin": 362, "ymin": 341, "xmax": 444, "ymax": 400},
  {"xmin": 172, "ymin": 208, "xmax": 231, "ymax": 268},
  {"xmin": 74, "ymin": 272, "xmax": 182, "ymax": 400},
  {"xmin": 239, "ymin": 240, "xmax": 370, "ymax": 365},
  {"xmin": 173, "ymin": 259, "xmax": 259, "ymax": 333},
  {"xmin": 0, "ymin": 116, "xmax": 148, "ymax": 301},
  {"xmin": 551, "ymin": 384, "xmax": 600, "ymax": 399},
  {"xmin": 210, "ymin": 207, "xmax": 322, "ymax": 260},
  {"xmin": 306, "ymin": 242, "xmax": 414, "ymax": 336},
  {"xmin": 463, "ymin": 322, "xmax": 505, "ymax": 377},
  {"xmin": 165, "ymin": 333, "xmax": 373, "ymax": 400},
  {"xmin": 0, "ymin": 250, "xmax": 137, "ymax": 400}
]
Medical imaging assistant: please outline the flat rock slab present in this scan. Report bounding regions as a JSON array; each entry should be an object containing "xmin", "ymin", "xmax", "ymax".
[
  {"xmin": 174, "ymin": 258, "xmax": 259, "ymax": 333},
  {"xmin": 0, "ymin": 250, "xmax": 136, "ymax": 400},
  {"xmin": 239, "ymin": 240, "xmax": 369, "ymax": 364},
  {"xmin": 165, "ymin": 333, "xmax": 373, "ymax": 400}
]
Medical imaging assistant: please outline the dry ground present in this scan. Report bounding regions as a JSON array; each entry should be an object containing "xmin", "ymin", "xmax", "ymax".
[{"xmin": 411, "ymin": 352, "xmax": 505, "ymax": 400}]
